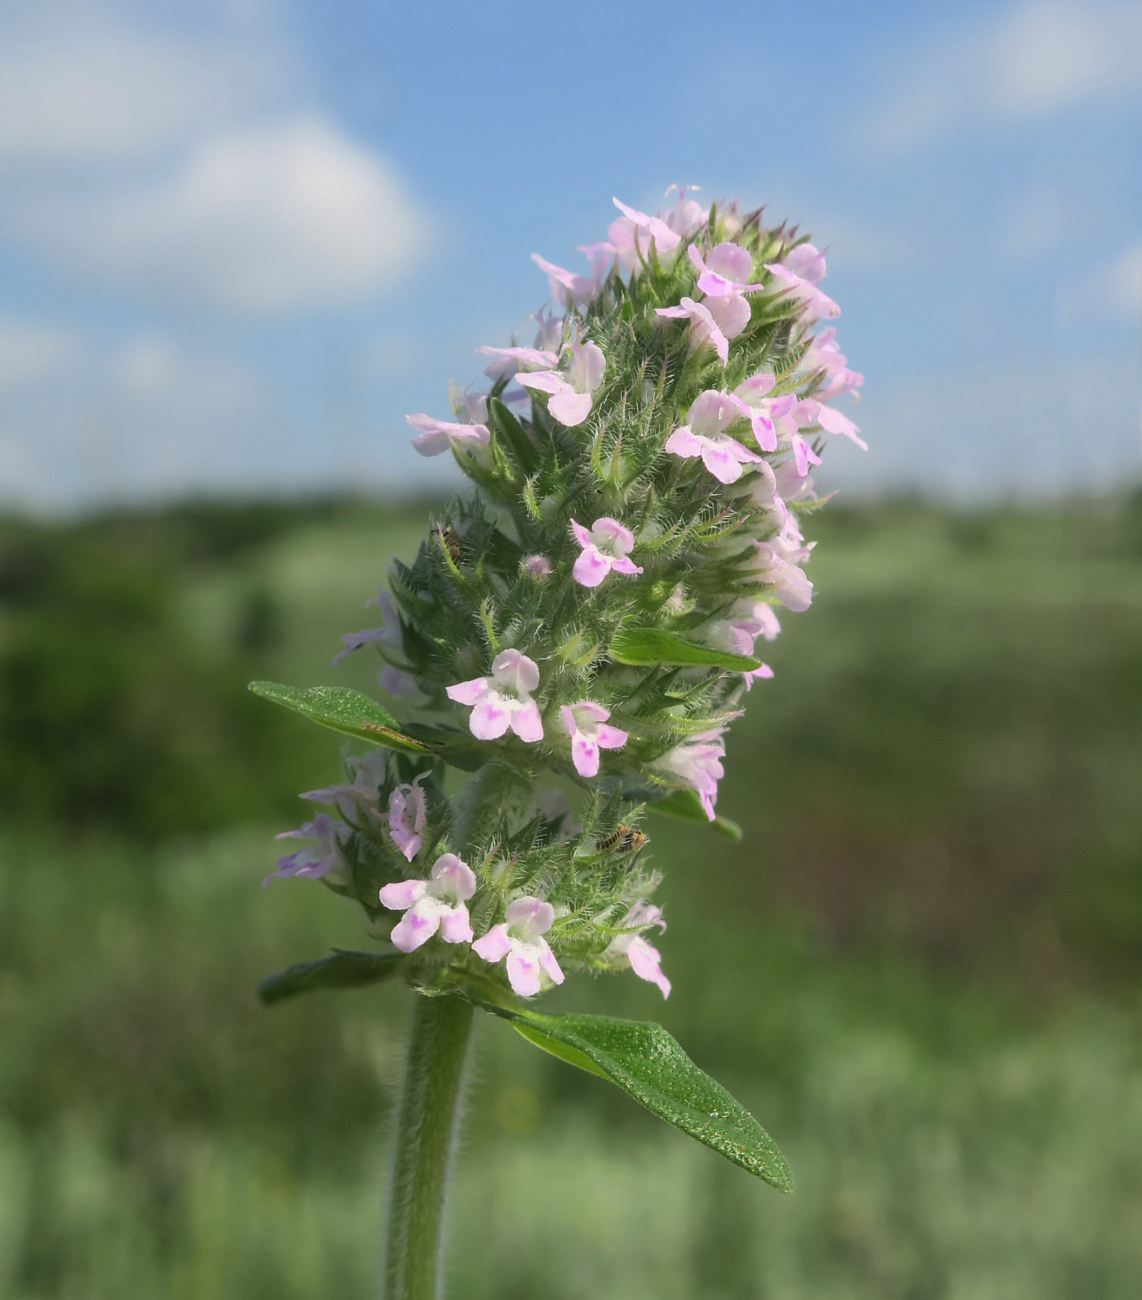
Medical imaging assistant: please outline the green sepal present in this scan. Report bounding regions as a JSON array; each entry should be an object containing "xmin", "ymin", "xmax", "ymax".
[
  {"xmin": 474, "ymin": 999, "xmax": 791, "ymax": 1191},
  {"xmin": 489, "ymin": 397, "xmax": 540, "ymax": 475},
  {"xmin": 248, "ymin": 682, "xmax": 433, "ymax": 755},
  {"xmin": 258, "ymin": 948, "xmax": 404, "ymax": 1005},
  {"xmin": 648, "ymin": 788, "xmax": 744, "ymax": 841},
  {"xmin": 610, "ymin": 628, "xmax": 760, "ymax": 672}
]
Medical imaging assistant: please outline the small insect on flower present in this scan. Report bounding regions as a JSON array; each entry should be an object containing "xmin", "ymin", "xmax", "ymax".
[
  {"xmin": 620, "ymin": 828, "xmax": 647, "ymax": 854},
  {"xmin": 595, "ymin": 825, "xmax": 626, "ymax": 852}
]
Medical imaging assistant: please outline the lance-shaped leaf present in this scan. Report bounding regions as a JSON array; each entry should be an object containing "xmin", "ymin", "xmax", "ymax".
[
  {"xmin": 475, "ymin": 1000, "xmax": 791, "ymax": 1190},
  {"xmin": 259, "ymin": 948, "xmax": 404, "ymax": 1005},
  {"xmin": 249, "ymin": 682, "xmax": 433, "ymax": 755},
  {"xmin": 648, "ymin": 788, "xmax": 743, "ymax": 841},
  {"xmin": 489, "ymin": 397, "xmax": 540, "ymax": 475},
  {"xmin": 611, "ymin": 628, "xmax": 760, "ymax": 672}
]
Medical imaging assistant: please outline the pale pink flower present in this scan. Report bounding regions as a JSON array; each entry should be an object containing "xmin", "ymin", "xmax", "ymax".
[
  {"xmin": 800, "ymin": 327, "xmax": 864, "ymax": 400},
  {"xmin": 301, "ymin": 751, "xmax": 386, "ymax": 818},
  {"xmin": 664, "ymin": 389, "xmax": 761, "ymax": 485},
  {"xmin": 606, "ymin": 902, "xmax": 671, "ymax": 999},
  {"xmin": 265, "ymin": 814, "xmax": 344, "ymax": 886},
  {"xmin": 531, "ymin": 253, "xmax": 605, "ymax": 308},
  {"xmin": 446, "ymin": 648, "xmax": 543, "ymax": 743},
  {"xmin": 659, "ymin": 730, "xmax": 726, "ymax": 821},
  {"xmin": 745, "ymin": 541, "xmax": 814, "ymax": 612},
  {"xmin": 406, "ymin": 392, "xmax": 490, "ymax": 457},
  {"xmin": 687, "ymin": 243, "xmax": 765, "ymax": 297},
  {"xmin": 472, "ymin": 896, "xmax": 565, "ymax": 997},
  {"xmin": 783, "ymin": 242, "xmax": 827, "ymax": 285},
  {"xmin": 742, "ymin": 663, "xmax": 775, "ymax": 691},
  {"xmin": 731, "ymin": 458, "xmax": 786, "ymax": 527},
  {"xmin": 331, "ymin": 626, "xmax": 390, "ymax": 666},
  {"xmin": 794, "ymin": 397, "xmax": 869, "ymax": 451},
  {"xmin": 522, "ymin": 554, "xmax": 553, "ymax": 579},
  {"xmin": 387, "ymin": 775, "xmax": 427, "ymax": 861},
  {"xmin": 763, "ymin": 261, "xmax": 840, "ymax": 320},
  {"xmin": 478, "ymin": 345, "xmax": 559, "ymax": 382},
  {"xmin": 662, "ymin": 183, "xmax": 707, "ymax": 237},
  {"xmin": 607, "ymin": 196, "xmax": 682, "ymax": 275},
  {"xmin": 515, "ymin": 339, "xmax": 605, "ymax": 427},
  {"xmin": 559, "ymin": 701, "xmax": 628, "ymax": 778},
  {"xmin": 656, "ymin": 295, "xmax": 749, "ymax": 366},
  {"xmin": 570, "ymin": 517, "xmax": 643, "ymax": 588},
  {"xmin": 379, "ymin": 852, "xmax": 476, "ymax": 952}
]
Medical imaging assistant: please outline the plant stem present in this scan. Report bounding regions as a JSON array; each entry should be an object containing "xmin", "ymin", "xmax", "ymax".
[{"xmin": 383, "ymin": 993, "xmax": 474, "ymax": 1300}]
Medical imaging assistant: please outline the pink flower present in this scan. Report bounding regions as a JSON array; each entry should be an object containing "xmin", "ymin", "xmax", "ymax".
[
  {"xmin": 331, "ymin": 626, "xmax": 389, "ymax": 667},
  {"xmin": 379, "ymin": 852, "xmax": 477, "ymax": 952},
  {"xmin": 332, "ymin": 591, "xmax": 403, "ymax": 667},
  {"xmin": 570, "ymin": 517, "xmax": 643, "ymax": 588},
  {"xmin": 387, "ymin": 775, "xmax": 427, "ymax": 861},
  {"xmin": 687, "ymin": 243, "xmax": 765, "ymax": 297},
  {"xmin": 662, "ymin": 183, "xmax": 707, "ymax": 237},
  {"xmin": 794, "ymin": 398, "xmax": 869, "ymax": 451},
  {"xmin": 801, "ymin": 327, "xmax": 864, "ymax": 400},
  {"xmin": 744, "ymin": 541, "xmax": 814, "ymax": 612},
  {"xmin": 406, "ymin": 392, "xmax": 491, "ymax": 457},
  {"xmin": 659, "ymin": 730, "xmax": 726, "ymax": 821},
  {"xmin": 664, "ymin": 389, "xmax": 761, "ymax": 485},
  {"xmin": 607, "ymin": 196, "xmax": 682, "ymax": 275},
  {"xmin": 265, "ymin": 814, "xmax": 344, "ymax": 886},
  {"xmin": 472, "ymin": 896, "xmax": 564, "ymax": 997},
  {"xmin": 606, "ymin": 903, "xmax": 671, "ymax": 999},
  {"xmin": 515, "ymin": 339, "xmax": 605, "ymax": 427},
  {"xmin": 742, "ymin": 663, "xmax": 775, "ymax": 691},
  {"xmin": 762, "ymin": 261, "xmax": 840, "ymax": 320},
  {"xmin": 559, "ymin": 701, "xmax": 628, "ymax": 778},
  {"xmin": 656, "ymin": 295, "xmax": 750, "ymax": 366},
  {"xmin": 301, "ymin": 751, "xmax": 386, "ymax": 817},
  {"xmin": 783, "ymin": 242, "xmax": 827, "ymax": 285},
  {"xmin": 522, "ymin": 554, "xmax": 553, "ymax": 579},
  {"xmin": 478, "ymin": 345, "xmax": 559, "ymax": 382},
  {"xmin": 446, "ymin": 648, "xmax": 543, "ymax": 743},
  {"xmin": 531, "ymin": 253, "xmax": 605, "ymax": 308}
]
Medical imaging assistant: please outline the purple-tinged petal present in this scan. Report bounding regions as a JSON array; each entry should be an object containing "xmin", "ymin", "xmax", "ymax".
[
  {"xmin": 472, "ymin": 924, "xmax": 512, "ymax": 963},
  {"xmin": 573, "ymin": 546, "xmax": 610, "ymax": 588},
  {"xmin": 592, "ymin": 517, "xmax": 635, "ymax": 552},
  {"xmin": 510, "ymin": 699, "xmax": 544, "ymax": 744},
  {"xmin": 506, "ymin": 948, "xmax": 542, "ymax": 997},
  {"xmin": 548, "ymin": 388, "xmax": 593, "ymax": 427},
  {"xmin": 569, "ymin": 518, "xmax": 591, "ymax": 548},
  {"xmin": 446, "ymin": 677, "xmax": 489, "ymax": 706},
  {"xmin": 571, "ymin": 732, "xmax": 600, "ymax": 778},
  {"xmin": 701, "ymin": 441, "xmax": 746, "ymax": 484},
  {"xmin": 705, "ymin": 293, "xmax": 751, "ymax": 340},
  {"xmin": 379, "ymin": 879, "xmax": 426, "ymax": 910},
  {"xmin": 438, "ymin": 905, "xmax": 474, "ymax": 945},
  {"xmin": 469, "ymin": 694, "xmax": 513, "ymax": 740},
  {"xmin": 665, "ymin": 425, "xmax": 704, "ymax": 460},
  {"xmin": 628, "ymin": 936, "xmax": 671, "ymax": 998},
  {"xmin": 595, "ymin": 724, "xmax": 628, "ymax": 751},
  {"xmin": 537, "ymin": 940, "xmax": 565, "ymax": 985},
  {"xmin": 608, "ymin": 555, "xmax": 643, "ymax": 577},
  {"xmin": 390, "ymin": 901, "xmax": 441, "ymax": 953},
  {"xmin": 514, "ymin": 370, "xmax": 564, "ymax": 397}
]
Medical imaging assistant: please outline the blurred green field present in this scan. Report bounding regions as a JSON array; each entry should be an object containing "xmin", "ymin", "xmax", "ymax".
[{"xmin": 1, "ymin": 494, "xmax": 1141, "ymax": 1298}]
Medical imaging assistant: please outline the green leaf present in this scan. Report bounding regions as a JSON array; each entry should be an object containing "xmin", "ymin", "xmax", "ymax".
[
  {"xmin": 259, "ymin": 949, "xmax": 404, "ymax": 1005},
  {"xmin": 478, "ymin": 1002, "xmax": 791, "ymax": 1190},
  {"xmin": 648, "ymin": 788, "xmax": 743, "ymax": 841},
  {"xmin": 611, "ymin": 628, "xmax": 760, "ymax": 672},
  {"xmin": 249, "ymin": 682, "xmax": 433, "ymax": 755},
  {"xmin": 489, "ymin": 397, "xmax": 540, "ymax": 475}
]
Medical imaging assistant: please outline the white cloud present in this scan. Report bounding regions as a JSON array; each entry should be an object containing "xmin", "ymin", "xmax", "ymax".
[
  {"xmin": 0, "ymin": 318, "xmax": 73, "ymax": 391},
  {"xmin": 13, "ymin": 118, "xmax": 435, "ymax": 314},
  {"xmin": 855, "ymin": 1, "xmax": 1142, "ymax": 155},
  {"xmin": 0, "ymin": 5, "xmax": 290, "ymax": 165}
]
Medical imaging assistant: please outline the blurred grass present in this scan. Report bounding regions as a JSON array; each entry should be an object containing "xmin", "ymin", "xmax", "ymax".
[{"xmin": 1, "ymin": 492, "xmax": 1141, "ymax": 1296}]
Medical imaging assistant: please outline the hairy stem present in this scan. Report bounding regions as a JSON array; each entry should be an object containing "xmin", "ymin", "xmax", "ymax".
[{"xmin": 383, "ymin": 993, "xmax": 474, "ymax": 1300}]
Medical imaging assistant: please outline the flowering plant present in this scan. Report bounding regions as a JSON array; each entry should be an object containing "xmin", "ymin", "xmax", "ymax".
[{"xmin": 253, "ymin": 186, "xmax": 863, "ymax": 1298}]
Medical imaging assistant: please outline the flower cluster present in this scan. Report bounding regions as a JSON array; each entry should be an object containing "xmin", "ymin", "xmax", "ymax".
[{"xmin": 269, "ymin": 187, "xmax": 863, "ymax": 1001}]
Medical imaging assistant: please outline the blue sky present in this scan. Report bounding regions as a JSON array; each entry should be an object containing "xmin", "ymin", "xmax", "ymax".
[{"xmin": 0, "ymin": 0, "xmax": 1139, "ymax": 510}]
